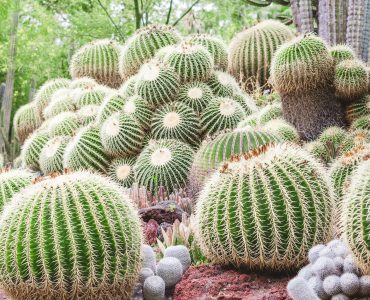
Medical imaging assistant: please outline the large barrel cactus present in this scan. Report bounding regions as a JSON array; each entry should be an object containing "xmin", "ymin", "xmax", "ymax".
[
  {"xmin": 119, "ymin": 24, "xmax": 181, "ymax": 80},
  {"xmin": 0, "ymin": 171, "xmax": 143, "ymax": 299},
  {"xmin": 13, "ymin": 102, "xmax": 42, "ymax": 144},
  {"xmin": 228, "ymin": 20, "xmax": 294, "ymax": 92},
  {"xmin": 70, "ymin": 39, "xmax": 122, "ymax": 88},
  {"xmin": 343, "ymin": 160, "xmax": 370, "ymax": 274},
  {"xmin": 195, "ymin": 143, "xmax": 334, "ymax": 271}
]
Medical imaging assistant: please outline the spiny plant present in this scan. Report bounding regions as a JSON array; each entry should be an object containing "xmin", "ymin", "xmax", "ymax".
[
  {"xmin": 163, "ymin": 41, "xmax": 214, "ymax": 83},
  {"xmin": 261, "ymin": 118, "xmax": 300, "ymax": 142},
  {"xmin": 74, "ymin": 86, "xmax": 107, "ymax": 109},
  {"xmin": 76, "ymin": 104, "xmax": 99, "ymax": 126},
  {"xmin": 121, "ymin": 95, "xmax": 152, "ymax": 130},
  {"xmin": 154, "ymin": 44, "xmax": 176, "ymax": 62},
  {"xmin": 134, "ymin": 139, "xmax": 194, "ymax": 194},
  {"xmin": 304, "ymin": 140, "xmax": 330, "ymax": 165},
  {"xmin": 177, "ymin": 82, "xmax": 214, "ymax": 114},
  {"xmin": 97, "ymin": 92, "xmax": 126, "ymax": 124},
  {"xmin": 39, "ymin": 135, "xmax": 71, "ymax": 175},
  {"xmin": 0, "ymin": 171, "xmax": 143, "ymax": 299},
  {"xmin": 343, "ymin": 160, "xmax": 370, "ymax": 274},
  {"xmin": 43, "ymin": 88, "xmax": 76, "ymax": 119},
  {"xmin": 228, "ymin": 20, "xmax": 294, "ymax": 92},
  {"xmin": 334, "ymin": 59, "xmax": 368, "ymax": 101},
  {"xmin": 257, "ymin": 102, "xmax": 282, "ymax": 125},
  {"xmin": 13, "ymin": 101, "xmax": 42, "ymax": 144},
  {"xmin": 21, "ymin": 130, "xmax": 50, "ymax": 171},
  {"xmin": 350, "ymin": 115, "xmax": 370, "ymax": 131},
  {"xmin": 100, "ymin": 112, "xmax": 144, "ymax": 157},
  {"xmin": 34, "ymin": 78, "xmax": 71, "ymax": 118},
  {"xmin": 135, "ymin": 60, "xmax": 180, "ymax": 106},
  {"xmin": 47, "ymin": 112, "xmax": 81, "ymax": 137},
  {"xmin": 195, "ymin": 143, "xmax": 334, "ymax": 270},
  {"xmin": 187, "ymin": 34, "xmax": 228, "ymax": 71},
  {"xmin": 330, "ymin": 44, "xmax": 356, "ymax": 65},
  {"xmin": 119, "ymin": 24, "xmax": 181, "ymax": 80},
  {"xmin": 108, "ymin": 156, "xmax": 136, "ymax": 187},
  {"xmin": 69, "ymin": 77, "xmax": 97, "ymax": 89},
  {"xmin": 237, "ymin": 113, "xmax": 259, "ymax": 129},
  {"xmin": 0, "ymin": 169, "xmax": 34, "ymax": 213},
  {"xmin": 346, "ymin": 95, "xmax": 370, "ymax": 122},
  {"xmin": 118, "ymin": 75, "xmax": 137, "ymax": 98},
  {"xmin": 271, "ymin": 34, "xmax": 345, "ymax": 140},
  {"xmin": 231, "ymin": 92, "xmax": 258, "ymax": 115},
  {"xmin": 151, "ymin": 102, "xmax": 201, "ymax": 147},
  {"xmin": 70, "ymin": 39, "xmax": 122, "ymax": 88},
  {"xmin": 63, "ymin": 125, "xmax": 110, "ymax": 173},
  {"xmin": 201, "ymin": 97, "xmax": 246, "ymax": 136},
  {"xmin": 207, "ymin": 71, "xmax": 240, "ymax": 97},
  {"xmin": 191, "ymin": 129, "xmax": 281, "ymax": 188}
]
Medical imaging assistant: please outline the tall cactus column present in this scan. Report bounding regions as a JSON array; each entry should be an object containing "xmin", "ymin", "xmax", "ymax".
[{"xmin": 271, "ymin": 34, "xmax": 346, "ymax": 141}]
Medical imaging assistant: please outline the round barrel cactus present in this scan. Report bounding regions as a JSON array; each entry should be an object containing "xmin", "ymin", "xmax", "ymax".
[
  {"xmin": 134, "ymin": 139, "xmax": 194, "ymax": 193},
  {"xmin": 69, "ymin": 77, "xmax": 97, "ymax": 89},
  {"xmin": 195, "ymin": 143, "xmax": 334, "ymax": 270},
  {"xmin": 135, "ymin": 60, "xmax": 180, "ymax": 106},
  {"xmin": 346, "ymin": 95, "xmax": 370, "ymax": 122},
  {"xmin": 191, "ymin": 129, "xmax": 281, "ymax": 188},
  {"xmin": 118, "ymin": 75, "xmax": 138, "ymax": 98},
  {"xmin": 34, "ymin": 78, "xmax": 71, "ymax": 118},
  {"xmin": 261, "ymin": 118, "xmax": 300, "ymax": 142},
  {"xmin": 121, "ymin": 95, "xmax": 153, "ymax": 130},
  {"xmin": 108, "ymin": 156, "xmax": 136, "ymax": 187},
  {"xmin": 163, "ymin": 41, "xmax": 214, "ymax": 83},
  {"xmin": 100, "ymin": 112, "xmax": 144, "ymax": 157},
  {"xmin": 39, "ymin": 135, "xmax": 71, "ymax": 175},
  {"xmin": 119, "ymin": 24, "xmax": 181, "ymax": 80},
  {"xmin": 257, "ymin": 102, "xmax": 282, "ymax": 125},
  {"xmin": 329, "ymin": 44, "xmax": 356, "ymax": 65},
  {"xmin": 201, "ymin": 97, "xmax": 246, "ymax": 136},
  {"xmin": 43, "ymin": 88, "xmax": 76, "ymax": 119},
  {"xmin": 177, "ymin": 82, "xmax": 214, "ymax": 114},
  {"xmin": 237, "ymin": 114, "xmax": 259, "ymax": 129},
  {"xmin": 207, "ymin": 71, "xmax": 239, "ymax": 97},
  {"xmin": 350, "ymin": 116, "xmax": 370, "ymax": 131},
  {"xmin": 343, "ymin": 160, "xmax": 370, "ymax": 274},
  {"xmin": 228, "ymin": 20, "xmax": 294, "ymax": 92},
  {"xmin": 0, "ymin": 169, "xmax": 34, "ymax": 212},
  {"xmin": 187, "ymin": 34, "xmax": 228, "ymax": 71},
  {"xmin": 74, "ymin": 87, "xmax": 107, "ymax": 109},
  {"xmin": 70, "ymin": 39, "xmax": 122, "ymax": 88},
  {"xmin": 47, "ymin": 112, "xmax": 81, "ymax": 137},
  {"xmin": 151, "ymin": 102, "xmax": 201, "ymax": 147},
  {"xmin": 0, "ymin": 171, "xmax": 143, "ymax": 299},
  {"xmin": 63, "ymin": 125, "xmax": 109, "ymax": 173},
  {"xmin": 76, "ymin": 104, "xmax": 99, "ymax": 126},
  {"xmin": 231, "ymin": 92, "xmax": 258, "ymax": 115},
  {"xmin": 334, "ymin": 59, "xmax": 368, "ymax": 101},
  {"xmin": 13, "ymin": 102, "xmax": 42, "ymax": 144},
  {"xmin": 97, "ymin": 92, "xmax": 126, "ymax": 124},
  {"xmin": 21, "ymin": 130, "xmax": 50, "ymax": 171}
]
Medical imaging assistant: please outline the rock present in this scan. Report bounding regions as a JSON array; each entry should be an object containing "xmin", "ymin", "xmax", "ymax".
[{"xmin": 139, "ymin": 201, "xmax": 187, "ymax": 224}]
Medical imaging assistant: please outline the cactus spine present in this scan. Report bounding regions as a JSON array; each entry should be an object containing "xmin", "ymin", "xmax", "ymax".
[
  {"xmin": 195, "ymin": 143, "xmax": 334, "ymax": 270},
  {"xmin": 177, "ymin": 82, "xmax": 214, "ymax": 114},
  {"xmin": 121, "ymin": 95, "xmax": 152, "ymax": 130},
  {"xmin": 0, "ymin": 171, "xmax": 143, "ymax": 299},
  {"xmin": 47, "ymin": 112, "xmax": 81, "ymax": 138},
  {"xmin": 39, "ymin": 136, "xmax": 71, "ymax": 175},
  {"xmin": 74, "ymin": 87, "xmax": 107, "ymax": 109},
  {"xmin": 43, "ymin": 88, "xmax": 76, "ymax": 119},
  {"xmin": 97, "ymin": 93, "xmax": 126, "ymax": 124},
  {"xmin": 69, "ymin": 77, "xmax": 97, "ymax": 89},
  {"xmin": 21, "ymin": 130, "xmax": 50, "ymax": 171},
  {"xmin": 76, "ymin": 105, "xmax": 99, "ymax": 126},
  {"xmin": 330, "ymin": 45, "xmax": 356, "ymax": 65},
  {"xmin": 13, "ymin": 102, "xmax": 42, "ymax": 144}
]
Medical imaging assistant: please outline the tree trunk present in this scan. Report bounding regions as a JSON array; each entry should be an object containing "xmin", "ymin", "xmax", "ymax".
[
  {"xmin": 28, "ymin": 76, "xmax": 37, "ymax": 103},
  {"xmin": 134, "ymin": 0, "xmax": 141, "ymax": 29}
]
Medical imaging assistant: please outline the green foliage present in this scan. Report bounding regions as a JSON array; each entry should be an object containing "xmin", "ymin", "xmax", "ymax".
[
  {"xmin": 108, "ymin": 156, "xmax": 136, "ymax": 187},
  {"xmin": 21, "ymin": 129, "xmax": 49, "ymax": 170},
  {"xmin": 13, "ymin": 101, "xmax": 42, "ymax": 144},
  {"xmin": 39, "ymin": 135, "xmax": 71, "ymax": 174},
  {"xmin": 195, "ymin": 143, "xmax": 334, "ymax": 270},
  {"xmin": 0, "ymin": 171, "xmax": 143, "ymax": 299}
]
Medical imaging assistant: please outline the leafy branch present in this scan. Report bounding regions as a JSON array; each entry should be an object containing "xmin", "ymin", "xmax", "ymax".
[
  {"xmin": 96, "ymin": 0, "xmax": 125, "ymax": 41},
  {"xmin": 173, "ymin": 0, "xmax": 201, "ymax": 26}
]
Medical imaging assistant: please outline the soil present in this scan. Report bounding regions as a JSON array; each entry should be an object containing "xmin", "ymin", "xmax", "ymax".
[{"xmin": 174, "ymin": 265, "xmax": 292, "ymax": 300}]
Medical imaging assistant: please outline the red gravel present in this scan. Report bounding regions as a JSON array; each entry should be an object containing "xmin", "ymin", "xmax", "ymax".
[{"xmin": 174, "ymin": 265, "xmax": 292, "ymax": 300}]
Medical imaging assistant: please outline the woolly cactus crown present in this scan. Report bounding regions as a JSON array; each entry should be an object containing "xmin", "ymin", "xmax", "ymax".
[
  {"xmin": 177, "ymin": 82, "xmax": 214, "ymax": 114},
  {"xmin": 13, "ymin": 101, "xmax": 42, "ymax": 144},
  {"xmin": 195, "ymin": 143, "xmax": 334, "ymax": 270},
  {"xmin": 108, "ymin": 156, "xmax": 136, "ymax": 187},
  {"xmin": 228, "ymin": 20, "xmax": 294, "ymax": 92},
  {"xmin": 0, "ymin": 171, "xmax": 143, "ymax": 299},
  {"xmin": 330, "ymin": 44, "xmax": 356, "ymax": 65},
  {"xmin": 271, "ymin": 34, "xmax": 333, "ymax": 94},
  {"xmin": 70, "ymin": 39, "xmax": 122, "ymax": 88},
  {"xmin": 119, "ymin": 24, "xmax": 181, "ymax": 80}
]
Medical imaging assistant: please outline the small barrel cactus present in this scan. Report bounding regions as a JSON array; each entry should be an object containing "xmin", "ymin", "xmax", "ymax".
[
  {"xmin": 231, "ymin": 92, "xmax": 258, "ymax": 115},
  {"xmin": 34, "ymin": 78, "xmax": 71, "ymax": 118},
  {"xmin": 163, "ymin": 41, "xmax": 214, "ymax": 83},
  {"xmin": 330, "ymin": 44, "xmax": 356, "ymax": 65},
  {"xmin": 108, "ymin": 156, "xmax": 136, "ymax": 187},
  {"xmin": 134, "ymin": 139, "xmax": 194, "ymax": 194},
  {"xmin": 100, "ymin": 112, "xmax": 144, "ymax": 157},
  {"xmin": 201, "ymin": 97, "xmax": 246, "ymax": 136},
  {"xmin": 261, "ymin": 118, "xmax": 300, "ymax": 142},
  {"xmin": 39, "ymin": 135, "xmax": 71, "ymax": 175},
  {"xmin": 257, "ymin": 102, "xmax": 282, "ymax": 125},
  {"xmin": 334, "ymin": 59, "xmax": 368, "ymax": 101},
  {"xmin": 350, "ymin": 115, "xmax": 370, "ymax": 131},
  {"xmin": 74, "ymin": 87, "xmax": 107, "ymax": 109},
  {"xmin": 76, "ymin": 104, "xmax": 99, "ymax": 126},
  {"xmin": 343, "ymin": 160, "xmax": 370, "ymax": 274},
  {"xmin": 151, "ymin": 102, "xmax": 201, "ymax": 147},
  {"xmin": 63, "ymin": 125, "xmax": 109, "ymax": 173},
  {"xmin": 43, "ymin": 88, "xmax": 76, "ymax": 119},
  {"xmin": 207, "ymin": 71, "xmax": 239, "ymax": 97},
  {"xmin": 118, "ymin": 74, "xmax": 138, "ymax": 98},
  {"xmin": 187, "ymin": 34, "xmax": 228, "ymax": 71},
  {"xmin": 0, "ymin": 169, "xmax": 34, "ymax": 212},
  {"xmin": 135, "ymin": 60, "xmax": 180, "ymax": 106},
  {"xmin": 13, "ymin": 101, "xmax": 42, "ymax": 144},
  {"xmin": 47, "ymin": 112, "xmax": 81, "ymax": 137},
  {"xmin": 119, "ymin": 24, "xmax": 181, "ymax": 80},
  {"xmin": 121, "ymin": 95, "xmax": 152, "ymax": 130},
  {"xmin": 0, "ymin": 171, "xmax": 143, "ymax": 299},
  {"xmin": 237, "ymin": 113, "xmax": 259, "ymax": 129},
  {"xmin": 346, "ymin": 95, "xmax": 370, "ymax": 122},
  {"xmin": 70, "ymin": 39, "xmax": 122, "ymax": 87},
  {"xmin": 228, "ymin": 20, "xmax": 294, "ymax": 92},
  {"xmin": 97, "ymin": 92, "xmax": 126, "ymax": 124},
  {"xmin": 177, "ymin": 81, "xmax": 214, "ymax": 114},
  {"xmin": 69, "ymin": 77, "xmax": 97, "ymax": 89},
  {"xmin": 21, "ymin": 130, "xmax": 50, "ymax": 171},
  {"xmin": 195, "ymin": 143, "xmax": 334, "ymax": 270}
]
